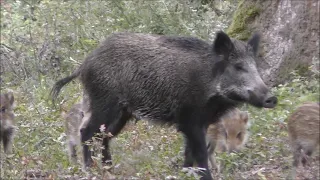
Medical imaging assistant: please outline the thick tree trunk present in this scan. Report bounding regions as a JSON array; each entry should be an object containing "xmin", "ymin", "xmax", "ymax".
[{"xmin": 227, "ymin": 0, "xmax": 319, "ymax": 86}]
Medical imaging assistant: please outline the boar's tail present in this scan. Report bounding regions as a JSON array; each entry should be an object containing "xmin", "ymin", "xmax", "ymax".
[{"xmin": 50, "ymin": 68, "xmax": 81, "ymax": 105}]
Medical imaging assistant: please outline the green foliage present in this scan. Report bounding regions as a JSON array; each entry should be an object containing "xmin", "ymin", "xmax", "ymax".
[
  {"xmin": 1, "ymin": 0, "xmax": 319, "ymax": 179},
  {"xmin": 2, "ymin": 67, "xmax": 318, "ymax": 179},
  {"xmin": 1, "ymin": 0, "xmax": 237, "ymax": 87},
  {"xmin": 226, "ymin": 0, "xmax": 261, "ymax": 40}
]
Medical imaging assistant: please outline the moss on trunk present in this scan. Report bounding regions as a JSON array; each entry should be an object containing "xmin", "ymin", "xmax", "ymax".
[{"xmin": 226, "ymin": 0, "xmax": 260, "ymax": 40}]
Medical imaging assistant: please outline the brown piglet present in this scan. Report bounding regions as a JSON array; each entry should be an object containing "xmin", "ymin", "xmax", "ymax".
[
  {"xmin": 206, "ymin": 108, "xmax": 250, "ymax": 172},
  {"xmin": 287, "ymin": 102, "xmax": 320, "ymax": 179},
  {"xmin": 62, "ymin": 101, "xmax": 86, "ymax": 163},
  {"xmin": 0, "ymin": 92, "xmax": 15, "ymax": 154}
]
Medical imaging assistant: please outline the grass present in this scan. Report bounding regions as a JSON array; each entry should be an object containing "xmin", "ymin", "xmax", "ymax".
[{"xmin": 1, "ymin": 71, "xmax": 319, "ymax": 180}]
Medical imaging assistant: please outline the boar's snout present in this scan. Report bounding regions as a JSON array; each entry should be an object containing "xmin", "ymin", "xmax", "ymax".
[
  {"xmin": 247, "ymin": 89, "xmax": 277, "ymax": 109},
  {"xmin": 228, "ymin": 147, "xmax": 240, "ymax": 154},
  {"xmin": 263, "ymin": 94, "xmax": 277, "ymax": 108}
]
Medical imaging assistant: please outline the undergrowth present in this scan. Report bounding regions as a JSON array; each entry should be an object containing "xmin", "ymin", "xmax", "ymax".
[{"xmin": 1, "ymin": 69, "xmax": 319, "ymax": 179}]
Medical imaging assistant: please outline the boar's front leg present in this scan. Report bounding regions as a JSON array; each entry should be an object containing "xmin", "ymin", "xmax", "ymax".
[
  {"xmin": 179, "ymin": 123, "xmax": 212, "ymax": 180},
  {"xmin": 3, "ymin": 127, "xmax": 14, "ymax": 154}
]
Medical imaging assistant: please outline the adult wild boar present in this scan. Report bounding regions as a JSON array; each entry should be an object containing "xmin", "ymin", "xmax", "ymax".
[{"xmin": 51, "ymin": 31, "xmax": 277, "ymax": 180}]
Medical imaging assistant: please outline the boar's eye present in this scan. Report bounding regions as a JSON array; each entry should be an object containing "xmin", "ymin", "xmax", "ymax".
[
  {"xmin": 237, "ymin": 132, "xmax": 242, "ymax": 139},
  {"xmin": 234, "ymin": 63, "xmax": 246, "ymax": 71},
  {"xmin": 1, "ymin": 107, "xmax": 5, "ymax": 112}
]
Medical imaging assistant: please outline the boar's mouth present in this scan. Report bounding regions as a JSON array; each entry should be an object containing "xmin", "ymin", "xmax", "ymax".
[
  {"xmin": 224, "ymin": 91, "xmax": 277, "ymax": 109},
  {"xmin": 225, "ymin": 92, "xmax": 246, "ymax": 103},
  {"xmin": 247, "ymin": 90, "xmax": 277, "ymax": 108}
]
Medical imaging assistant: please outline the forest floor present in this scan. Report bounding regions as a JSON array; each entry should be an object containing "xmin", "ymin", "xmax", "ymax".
[{"xmin": 1, "ymin": 75, "xmax": 319, "ymax": 180}]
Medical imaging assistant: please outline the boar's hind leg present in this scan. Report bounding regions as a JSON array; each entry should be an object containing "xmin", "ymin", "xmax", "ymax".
[
  {"xmin": 207, "ymin": 142, "xmax": 219, "ymax": 172},
  {"xmin": 301, "ymin": 146, "xmax": 314, "ymax": 167},
  {"xmin": 3, "ymin": 127, "xmax": 14, "ymax": 154},
  {"xmin": 107, "ymin": 101, "xmax": 132, "ymax": 137},
  {"xmin": 101, "ymin": 138, "xmax": 112, "ymax": 166},
  {"xmin": 179, "ymin": 124, "xmax": 212, "ymax": 180},
  {"xmin": 80, "ymin": 98, "xmax": 125, "ymax": 168},
  {"xmin": 183, "ymin": 137, "xmax": 195, "ymax": 167},
  {"xmin": 289, "ymin": 144, "xmax": 302, "ymax": 180},
  {"xmin": 67, "ymin": 139, "xmax": 77, "ymax": 163},
  {"xmin": 102, "ymin": 102, "xmax": 132, "ymax": 166},
  {"xmin": 292, "ymin": 144, "xmax": 302, "ymax": 168},
  {"xmin": 81, "ymin": 120, "xmax": 97, "ymax": 168}
]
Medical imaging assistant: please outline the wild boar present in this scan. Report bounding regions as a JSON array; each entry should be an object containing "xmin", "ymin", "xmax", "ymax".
[
  {"xmin": 206, "ymin": 108, "xmax": 250, "ymax": 172},
  {"xmin": 62, "ymin": 94, "xmax": 91, "ymax": 163},
  {"xmin": 62, "ymin": 102, "xmax": 84, "ymax": 163},
  {"xmin": 51, "ymin": 31, "xmax": 277, "ymax": 180},
  {"xmin": 0, "ymin": 92, "xmax": 15, "ymax": 154},
  {"xmin": 287, "ymin": 102, "xmax": 320, "ymax": 179}
]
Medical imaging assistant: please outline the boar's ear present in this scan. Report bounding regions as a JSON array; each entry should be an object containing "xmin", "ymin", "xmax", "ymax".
[
  {"xmin": 61, "ymin": 111, "xmax": 67, "ymax": 119},
  {"xmin": 240, "ymin": 111, "xmax": 249, "ymax": 124},
  {"xmin": 6, "ymin": 92, "xmax": 14, "ymax": 106},
  {"xmin": 247, "ymin": 32, "xmax": 261, "ymax": 56},
  {"xmin": 213, "ymin": 31, "xmax": 234, "ymax": 58}
]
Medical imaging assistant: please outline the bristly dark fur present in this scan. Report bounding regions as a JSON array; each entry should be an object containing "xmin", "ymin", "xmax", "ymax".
[{"xmin": 51, "ymin": 31, "xmax": 276, "ymax": 180}]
